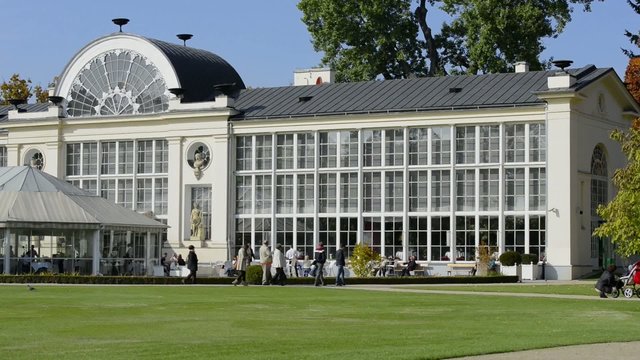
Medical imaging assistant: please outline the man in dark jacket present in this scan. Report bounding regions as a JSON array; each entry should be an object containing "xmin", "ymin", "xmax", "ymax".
[
  {"xmin": 401, "ymin": 256, "xmax": 417, "ymax": 277},
  {"xmin": 335, "ymin": 243, "xmax": 346, "ymax": 286},
  {"xmin": 595, "ymin": 264, "xmax": 617, "ymax": 298},
  {"xmin": 314, "ymin": 242, "xmax": 326, "ymax": 286},
  {"xmin": 184, "ymin": 245, "xmax": 198, "ymax": 284}
]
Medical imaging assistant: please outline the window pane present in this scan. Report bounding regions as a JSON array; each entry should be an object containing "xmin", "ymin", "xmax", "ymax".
[
  {"xmin": 340, "ymin": 130, "xmax": 358, "ymax": 167},
  {"xmin": 385, "ymin": 129, "xmax": 404, "ymax": 166},
  {"xmin": 362, "ymin": 130, "xmax": 382, "ymax": 167},
  {"xmin": 455, "ymin": 126, "xmax": 475, "ymax": 164}
]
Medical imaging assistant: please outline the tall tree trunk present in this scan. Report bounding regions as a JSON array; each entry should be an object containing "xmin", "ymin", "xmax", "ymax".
[{"xmin": 415, "ymin": 0, "xmax": 442, "ymax": 76}]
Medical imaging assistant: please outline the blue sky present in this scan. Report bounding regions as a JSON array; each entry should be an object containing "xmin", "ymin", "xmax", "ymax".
[{"xmin": 0, "ymin": 1, "xmax": 637, "ymax": 92}]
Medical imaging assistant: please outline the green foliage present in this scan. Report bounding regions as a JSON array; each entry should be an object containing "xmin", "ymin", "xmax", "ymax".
[
  {"xmin": 521, "ymin": 254, "xmax": 539, "ymax": 265},
  {"xmin": 298, "ymin": 0, "xmax": 426, "ymax": 82},
  {"xmin": 0, "ymin": 74, "xmax": 51, "ymax": 104},
  {"xmin": 499, "ymin": 251, "xmax": 522, "ymax": 266},
  {"xmin": 34, "ymin": 85, "xmax": 49, "ymax": 103},
  {"xmin": 0, "ymin": 74, "xmax": 31, "ymax": 105},
  {"xmin": 593, "ymin": 125, "xmax": 640, "ymax": 257},
  {"xmin": 350, "ymin": 243, "xmax": 382, "ymax": 277},
  {"xmin": 298, "ymin": 0, "xmax": 602, "ymax": 80},
  {"xmin": 246, "ymin": 265, "xmax": 263, "ymax": 284},
  {"xmin": 0, "ymin": 273, "xmax": 518, "ymax": 285}
]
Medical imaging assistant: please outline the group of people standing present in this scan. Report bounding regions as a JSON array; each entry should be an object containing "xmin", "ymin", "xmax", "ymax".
[
  {"xmin": 232, "ymin": 241, "xmax": 346, "ymax": 287},
  {"xmin": 258, "ymin": 240, "xmax": 287, "ymax": 286}
]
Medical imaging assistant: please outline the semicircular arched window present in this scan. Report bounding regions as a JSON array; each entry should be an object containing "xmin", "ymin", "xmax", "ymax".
[{"xmin": 65, "ymin": 49, "xmax": 169, "ymax": 117}]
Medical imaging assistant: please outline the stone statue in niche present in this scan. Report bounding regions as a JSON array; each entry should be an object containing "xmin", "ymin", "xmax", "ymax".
[
  {"xmin": 190, "ymin": 202, "xmax": 205, "ymax": 241},
  {"xmin": 193, "ymin": 152, "xmax": 205, "ymax": 180}
]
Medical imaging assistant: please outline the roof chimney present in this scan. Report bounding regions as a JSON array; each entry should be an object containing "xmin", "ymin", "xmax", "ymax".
[
  {"xmin": 515, "ymin": 61, "xmax": 529, "ymax": 73},
  {"xmin": 294, "ymin": 68, "xmax": 335, "ymax": 86},
  {"xmin": 547, "ymin": 59, "xmax": 576, "ymax": 89}
]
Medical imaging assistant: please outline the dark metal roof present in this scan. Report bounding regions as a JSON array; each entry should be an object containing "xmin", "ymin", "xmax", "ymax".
[
  {"xmin": 231, "ymin": 66, "xmax": 612, "ymax": 121},
  {"xmin": 145, "ymin": 37, "xmax": 246, "ymax": 103},
  {"xmin": 0, "ymin": 103, "xmax": 50, "ymax": 123},
  {"xmin": 0, "ymin": 66, "xmax": 614, "ymax": 123}
]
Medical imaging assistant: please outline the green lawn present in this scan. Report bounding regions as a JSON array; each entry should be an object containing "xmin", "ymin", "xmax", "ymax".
[{"xmin": 0, "ymin": 284, "xmax": 638, "ymax": 360}]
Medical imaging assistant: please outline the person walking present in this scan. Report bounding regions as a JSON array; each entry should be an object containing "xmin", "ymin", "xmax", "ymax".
[
  {"xmin": 314, "ymin": 242, "xmax": 327, "ymax": 287},
  {"xmin": 286, "ymin": 247, "xmax": 300, "ymax": 277},
  {"xmin": 184, "ymin": 245, "xmax": 198, "ymax": 284},
  {"xmin": 259, "ymin": 239, "xmax": 273, "ymax": 285},
  {"xmin": 272, "ymin": 243, "xmax": 287, "ymax": 286},
  {"xmin": 335, "ymin": 243, "xmax": 346, "ymax": 286},
  {"xmin": 232, "ymin": 243, "xmax": 250, "ymax": 286}
]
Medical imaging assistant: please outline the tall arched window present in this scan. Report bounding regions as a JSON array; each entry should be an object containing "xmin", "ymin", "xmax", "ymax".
[{"xmin": 590, "ymin": 145, "xmax": 608, "ymax": 263}]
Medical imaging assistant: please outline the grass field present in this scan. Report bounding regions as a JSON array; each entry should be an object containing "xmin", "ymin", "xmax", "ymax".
[{"xmin": 0, "ymin": 284, "xmax": 638, "ymax": 360}]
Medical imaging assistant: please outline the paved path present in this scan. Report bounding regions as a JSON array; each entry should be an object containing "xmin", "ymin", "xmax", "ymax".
[
  {"xmin": 339, "ymin": 283, "xmax": 640, "ymax": 359},
  {"xmin": 447, "ymin": 341, "xmax": 640, "ymax": 359}
]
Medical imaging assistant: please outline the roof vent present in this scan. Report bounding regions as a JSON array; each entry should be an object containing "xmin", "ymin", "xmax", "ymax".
[
  {"xmin": 112, "ymin": 18, "xmax": 129, "ymax": 32},
  {"xmin": 176, "ymin": 34, "xmax": 193, "ymax": 46},
  {"xmin": 449, "ymin": 87, "xmax": 462, "ymax": 94},
  {"xmin": 298, "ymin": 95, "xmax": 313, "ymax": 103}
]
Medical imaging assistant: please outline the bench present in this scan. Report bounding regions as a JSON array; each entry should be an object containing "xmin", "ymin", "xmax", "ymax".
[{"xmin": 447, "ymin": 263, "xmax": 476, "ymax": 276}]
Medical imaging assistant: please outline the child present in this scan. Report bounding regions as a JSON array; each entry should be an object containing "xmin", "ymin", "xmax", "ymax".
[{"xmin": 302, "ymin": 255, "xmax": 312, "ymax": 277}]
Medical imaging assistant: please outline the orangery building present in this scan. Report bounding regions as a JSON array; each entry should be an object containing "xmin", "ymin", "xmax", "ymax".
[{"xmin": 1, "ymin": 25, "xmax": 638, "ymax": 279}]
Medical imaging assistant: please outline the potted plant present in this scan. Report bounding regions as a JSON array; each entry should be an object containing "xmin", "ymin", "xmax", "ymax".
[
  {"xmin": 499, "ymin": 251, "xmax": 522, "ymax": 281},
  {"xmin": 520, "ymin": 253, "xmax": 540, "ymax": 280}
]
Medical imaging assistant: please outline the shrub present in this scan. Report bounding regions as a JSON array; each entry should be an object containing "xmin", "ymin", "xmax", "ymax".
[
  {"xmin": 350, "ymin": 243, "xmax": 382, "ymax": 277},
  {"xmin": 499, "ymin": 251, "xmax": 522, "ymax": 266},
  {"xmin": 246, "ymin": 265, "xmax": 263, "ymax": 284},
  {"xmin": 521, "ymin": 253, "xmax": 538, "ymax": 264}
]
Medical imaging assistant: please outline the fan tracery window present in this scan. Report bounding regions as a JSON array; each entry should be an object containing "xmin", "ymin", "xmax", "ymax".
[{"xmin": 66, "ymin": 49, "xmax": 169, "ymax": 117}]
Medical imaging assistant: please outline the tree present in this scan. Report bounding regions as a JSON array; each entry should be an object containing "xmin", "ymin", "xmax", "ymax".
[
  {"xmin": 623, "ymin": 0, "xmax": 640, "ymax": 57},
  {"xmin": 33, "ymin": 85, "xmax": 49, "ymax": 104},
  {"xmin": 0, "ymin": 74, "xmax": 31, "ymax": 105},
  {"xmin": 592, "ymin": 57, "xmax": 640, "ymax": 257},
  {"xmin": 349, "ymin": 243, "xmax": 382, "ymax": 277},
  {"xmin": 298, "ymin": 0, "xmax": 426, "ymax": 82},
  {"xmin": 592, "ymin": 125, "xmax": 640, "ymax": 257},
  {"xmin": 0, "ymin": 73, "xmax": 49, "ymax": 105},
  {"xmin": 298, "ymin": 0, "xmax": 603, "ymax": 81}
]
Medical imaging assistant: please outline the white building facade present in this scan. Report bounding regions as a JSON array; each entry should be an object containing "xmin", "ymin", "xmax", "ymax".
[{"xmin": 1, "ymin": 31, "xmax": 638, "ymax": 279}]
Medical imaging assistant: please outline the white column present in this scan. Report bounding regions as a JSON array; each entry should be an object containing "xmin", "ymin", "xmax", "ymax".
[
  {"xmin": 167, "ymin": 137, "xmax": 183, "ymax": 246},
  {"xmin": 3, "ymin": 229, "xmax": 10, "ymax": 274},
  {"xmin": 45, "ymin": 141, "xmax": 62, "ymax": 177},
  {"xmin": 6, "ymin": 144, "xmax": 19, "ymax": 166},
  {"xmin": 545, "ymin": 100, "xmax": 575, "ymax": 279},
  {"xmin": 92, "ymin": 230, "xmax": 100, "ymax": 275},
  {"xmin": 210, "ymin": 132, "xmax": 229, "ymax": 247}
]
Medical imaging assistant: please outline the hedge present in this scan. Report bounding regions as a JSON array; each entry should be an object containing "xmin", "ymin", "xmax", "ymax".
[{"xmin": 0, "ymin": 274, "xmax": 518, "ymax": 285}]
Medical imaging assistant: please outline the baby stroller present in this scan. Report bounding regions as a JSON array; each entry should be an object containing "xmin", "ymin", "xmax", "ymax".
[{"xmin": 612, "ymin": 261, "xmax": 640, "ymax": 299}]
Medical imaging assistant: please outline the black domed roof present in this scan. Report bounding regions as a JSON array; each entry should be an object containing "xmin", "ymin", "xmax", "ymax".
[{"xmin": 145, "ymin": 37, "xmax": 245, "ymax": 102}]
